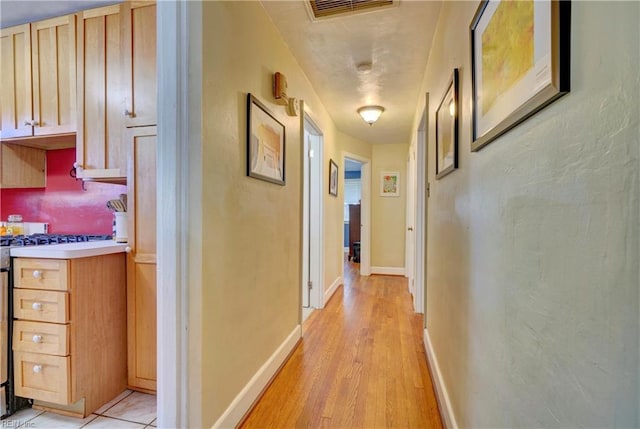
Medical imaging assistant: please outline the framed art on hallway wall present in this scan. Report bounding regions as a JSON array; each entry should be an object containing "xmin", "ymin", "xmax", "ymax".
[
  {"xmin": 329, "ymin": 159, "xmax": 338, "ymax": 196},
  {"xmin": 247, "ymin": 93, "xmax": 286, "ymax": 185},
  {"xmin": 435, "ymin": 68, "xmax": 459, "ymax": 179},
  {"xmin": 470, "ymin": 0, "xmax": 571, "ymax": 151},
  {"xmin": 380, "ymin": 172, "xmax": 400, "ymax": 197}
]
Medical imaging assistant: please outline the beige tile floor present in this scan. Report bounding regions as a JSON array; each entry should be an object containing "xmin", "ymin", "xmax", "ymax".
[{"xmin": 2, "ymin": 391, "xmax": 156, "ymax": 429}]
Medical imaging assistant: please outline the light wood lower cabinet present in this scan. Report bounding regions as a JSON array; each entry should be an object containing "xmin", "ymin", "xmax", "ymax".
[
  {"xmin": 14, "ymin": 351, "xmax": 71, "ymax": 405},
  {"xmin": 126, "ymin": 126, "xmax": 157, "ymax": 392},
  {"xmin": 12, "ymin": 254, "xmax": 127, "ymax": 417}
]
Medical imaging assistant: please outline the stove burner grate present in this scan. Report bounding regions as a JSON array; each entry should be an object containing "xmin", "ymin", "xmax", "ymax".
[{"xmin": 0, "ymin": 234, "xmax": 113, "ymax": 247}]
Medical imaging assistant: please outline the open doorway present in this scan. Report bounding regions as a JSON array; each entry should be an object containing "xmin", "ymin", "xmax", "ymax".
[
  {"xmin": 343, "ymin": 152, "xmax": 371, "ymax": 277},
  {"xmin": 302, "ymin": 114, "xmax": 324, "ymax": 321},
  {"xmin": 344, "ymin": 159, "xmax": 362, "ymax": 270}
]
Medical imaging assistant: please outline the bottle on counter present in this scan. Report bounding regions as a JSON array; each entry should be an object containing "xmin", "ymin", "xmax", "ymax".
[
  {"xmin": 7, "ymin": 214, "xmax": 24, "ymax": 236},
  {"xmin": 0, "ymin": 222, "xmax": 6, "ymax": 236}
]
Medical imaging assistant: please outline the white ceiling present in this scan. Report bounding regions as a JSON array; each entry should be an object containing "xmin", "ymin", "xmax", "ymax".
[
  {"xmin": 261, "ymin": 0, "xmax": 442, "ymax": 144},
  {"xmin": 1, "ymin": 0, "xmax": 442, "ymax": 146}
]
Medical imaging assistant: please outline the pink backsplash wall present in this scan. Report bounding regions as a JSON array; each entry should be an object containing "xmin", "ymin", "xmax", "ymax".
[{"xmin": 0, "ymin": 148, "xmax": 126, "ymax": 234}]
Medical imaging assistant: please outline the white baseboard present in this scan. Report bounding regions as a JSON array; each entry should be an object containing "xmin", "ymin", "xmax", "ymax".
[
  {"xmin": 212, "ymin": 325, "xmax": 302, "ymax": 428},
  {"xmin": 324, "ymin": 276, "xmax": 342, "ymax": 305},
  {"xmin": 424, "ymin": 329, "xmax": 458, "ymax": 429},
  {"xmin": 370, "ymin": 266, "xmax": 405, "ymax": 276}
]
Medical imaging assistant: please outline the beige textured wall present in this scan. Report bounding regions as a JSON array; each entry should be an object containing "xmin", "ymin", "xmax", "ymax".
[
  {"xmin": 371, "ymin": 144, "xmax": 408, "ymax": 268},
  {"xmin": 198, "ymin": 2, "xmax": 340, "ymax": 425},
  {"xmin": 415, "ymin": 1, "xmax": 639, "ymax": 427},
  {"xmin": 339, "ymin": 130, "xmax": 373, "ymax": 160}
]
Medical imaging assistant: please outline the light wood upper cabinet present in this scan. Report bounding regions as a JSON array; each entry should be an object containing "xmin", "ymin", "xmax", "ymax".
[
  {"xmin": 0, "ymin": 16, "xmax": 76, "ymax": 140},
  {"xmin": 76, "ymin": 5, "xmax": 126, "ymax": 182},
  {"xmin": 31, "ymin": 15, "xmax": 77, "ymax": 136},
  {"xmin": 0, "ymin": 24, "xmax": 34, "ymax": 139},
  {"xmin": 126, "ymin": 126, "xmax": 157, "ymax": 392},
  {"xmin": 122, "ymin": 2, "xmax": 156, "ymax": 127},
  {"xmin": 76, "ymin": 1, "xmax": 156, "ymax": 182}
]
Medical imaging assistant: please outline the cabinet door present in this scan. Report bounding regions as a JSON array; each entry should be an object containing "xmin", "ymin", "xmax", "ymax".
[
  {"xmin": 126, "ymin": 126, "xmax": 156, "ymax": 392},
  {"xmin": 122, "ymin": 2, "xmax": 156, "ymax": 127},
  {"xmin": 0, "ymin": 144, "xmax": 46, "ymax": 189},
  {"xmin": 76, "ymin": 5, "xmax": 126, "ymax": 181},
  {"xmin": 0, "ymin": 24, "xmax": 33, "ymax": 139},
  {"xmin": 31, "ymin": 15, "xmax": 76, "ymax": 136}
]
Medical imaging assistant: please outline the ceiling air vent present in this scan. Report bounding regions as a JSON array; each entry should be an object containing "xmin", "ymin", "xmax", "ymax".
[{"xmin": 308, "ymin": 0, "xmax": 395, "ymax": 19}]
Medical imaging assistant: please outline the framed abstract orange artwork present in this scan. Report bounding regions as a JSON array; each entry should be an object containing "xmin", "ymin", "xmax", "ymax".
[{"xmin": 470, "ymin": 0, "xmax": 570, "ymax": 151}]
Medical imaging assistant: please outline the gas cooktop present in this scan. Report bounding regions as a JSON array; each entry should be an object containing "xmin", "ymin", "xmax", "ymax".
[{"xmin": 0, "ymin": 234, "xmax": 113, "ymax": 247}]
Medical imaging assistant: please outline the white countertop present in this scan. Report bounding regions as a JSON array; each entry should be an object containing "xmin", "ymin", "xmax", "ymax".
[{"xmin": 10, "ymin": 240, "xmax": 128, "ymax": 259}]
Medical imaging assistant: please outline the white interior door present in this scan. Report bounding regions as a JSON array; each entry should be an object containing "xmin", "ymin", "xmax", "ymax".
[
  {"xmin": 414, "ymin": 95, "xmax": 428, "ymax": 315},
  {"xmin": 303, "ymin": 114, "xmax": 323, "ymax": 316},
  {"xmin": 406, "ymin": 147, "xmax": 416, "ymax": 296},
  {"xmin": 302, "ymin": 129, "xmax": 312, "ymax": 309}
]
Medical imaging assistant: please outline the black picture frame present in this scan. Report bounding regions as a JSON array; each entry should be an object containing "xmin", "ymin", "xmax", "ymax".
[
  {"xmin": 329, "ymin": 159, "xmax": 338, "ymax": 196},
  {"xmin": 247, "ymin": 93, "xmax": 286, "ymax": 185},
  {"xmin": 435, "ymin": 68, "xmax": 459, "ymax": 179},
  {"xmin": 470, "ymin": 0, "xmax": 570, "ymax": 151}
]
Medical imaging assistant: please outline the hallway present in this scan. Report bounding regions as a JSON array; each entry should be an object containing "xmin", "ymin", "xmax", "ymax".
[{"xmin": 240, "ymin": 262, "xmax": 443, "ymax": 428}]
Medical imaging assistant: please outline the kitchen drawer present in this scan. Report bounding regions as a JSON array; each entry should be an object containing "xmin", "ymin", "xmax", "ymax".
[
  {"xmin": 14, "ymin": 290, "xmax": 69, "ymax": 323},
  {"xmin": 14, "ymin": 259, "xmax": 69, "ymax": 291},
  {"xmin": 14, "ymin": 351, "xmax": 70, "ymax": 405},
  {"xmin": 13, "ymin": 321, "xmax": 69, "ymax": 356}
]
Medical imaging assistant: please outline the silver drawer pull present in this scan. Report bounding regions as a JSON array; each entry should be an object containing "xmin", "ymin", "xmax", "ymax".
[
  {"xmin": 32, "ymin": 302, "xmax": 43, "ymax": 311},
  {"xmin": 32, "ymin": 270, "xmax": 43, "ymax": 279},
  {"xmin": 32, "ymin": 335, "xmax": 43, "ymax": 343},
  {"xmin": 32, "ymin": 365, "xmax": 43, "ymax": 374}
]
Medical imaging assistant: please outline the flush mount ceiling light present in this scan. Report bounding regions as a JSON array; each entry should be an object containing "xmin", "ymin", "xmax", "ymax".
[
  {"xmin": 356, "ymin": 61, "xmax": 373, "ymax": 74},
  {"xmin": 358, "ymin": 105, "xmax": 385, "ymax": 125}
]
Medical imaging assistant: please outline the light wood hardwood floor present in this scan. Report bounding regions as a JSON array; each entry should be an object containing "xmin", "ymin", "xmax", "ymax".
[{"xmin": 240, "ymin": 261, "xmax": 443, "ymax": 428}]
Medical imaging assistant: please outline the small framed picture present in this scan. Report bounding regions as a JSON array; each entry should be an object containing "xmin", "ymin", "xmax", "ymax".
[
  {"xmin": 380, "ymin": 172, "xmax": 400, "ymax": 197},
  {"xmin": 435, "ymin": 68, "xmax": 459, "ymax": 179},
  {"xmin": 247, "ymin": 93, "xmax": 285, "ymax": 185},
  {"xmin": 329, "ymin": 159, "xmax": 338, "ymax": 196}
]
